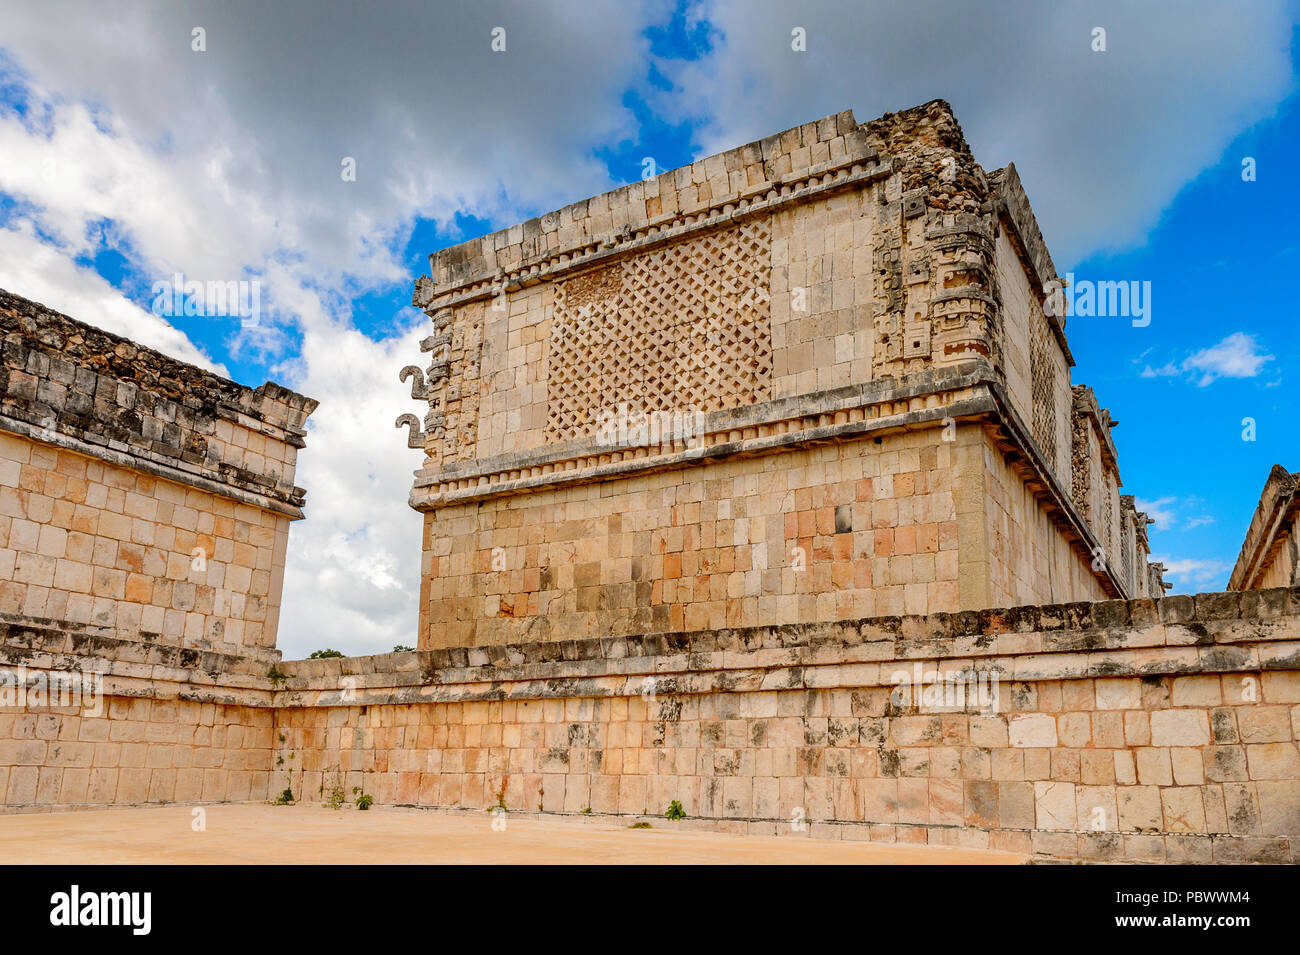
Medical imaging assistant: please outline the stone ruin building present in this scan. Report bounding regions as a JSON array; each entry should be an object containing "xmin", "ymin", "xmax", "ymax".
[
  {"xmin": 1230, "ymin": 465, "xmax": 1300, "ymax": 592},
  {"xmin": 1, "ymin": 101, "xmax": 1296, "ymax": 863},
  {"xmin": 0, "ymin": 292, "xmax": 315, "ymax": 658},
  {"xmin": 405, "ymin": 99, "xmax": 1167, "ymax": 652}
]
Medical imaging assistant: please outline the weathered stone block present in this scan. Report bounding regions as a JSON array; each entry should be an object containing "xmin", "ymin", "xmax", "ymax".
[
  {"xmin": 1150, "ymin": 710, "xmax": 1210, "ymax": 747},
  {"xmin": 1008, "ymin": 713, "xmax": 1057, "ymax": 748}
]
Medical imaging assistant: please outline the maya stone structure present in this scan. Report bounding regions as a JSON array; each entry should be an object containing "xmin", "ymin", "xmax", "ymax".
[
  {"xmin": 403, "ymin": 100, "xmax": 1165, "ymax": 652},
  {"xmin": 0, "ymin": 102, "xmax": 1296, "ymax": 864},
  {"xmin": 1230, "ymin": 465, "xmax": 1299, "ymax": 592},
  {"xmin": 0, "ymin": 290, "xmax": 316, "ymax": 803},
  {"xmin": 0, "ymin": 292, "xmax": 316, "ymax": 662}
]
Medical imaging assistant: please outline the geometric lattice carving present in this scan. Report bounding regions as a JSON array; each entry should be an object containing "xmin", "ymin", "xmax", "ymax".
[
  {"xmin": 1120, "ymin": 509, "xmax": 1134, "ymax": 592},
  {"xmin": 1029, "ymin": 308, "xmax": 1057, "ymax": 466},
  {"xmin": 1070, "ymin": 411, "xmax": 1092, "ymax": 521},
  {"xmin": 1100, "ymin": 474, "xmax": 1115, "ymax": 569},
  {"xmin": 547, "ymin": 218, "xmax": 772, "ymax": 442}
]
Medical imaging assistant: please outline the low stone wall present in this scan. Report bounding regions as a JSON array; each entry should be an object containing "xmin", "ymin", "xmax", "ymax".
[
  {"xmin": 0, "ymin": 614, "xmax": 273, "ymax": 807},
  {"xmin": 3, "ymin": 589, "xmax": 1298, "ymax": 862},
  {"xmin": 271, "ymin": 587, "xmax": 1300, "ymax": 862}
]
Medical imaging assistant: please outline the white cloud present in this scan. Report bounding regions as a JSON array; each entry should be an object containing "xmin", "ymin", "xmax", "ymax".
[
  {"xmin": 0, "ymin": 221, "xmax": 227, "ymax": 373},
  {"xmin": 651, "ymin": 0, "xmax": 1296, "ymax": 264},
  {"xmin": 271, "ymin": 296, "xmax": 428, "ymax": 660},
  {"xmin": 1152, "ymin": 556, "xmax": 1233, "ymax": 592},
  {"xmin": 1182, "ymin": 332, "xmax": 1275, "ymax": 386},
  {"xmin": 1138, "ymin": 361, "xmax": 1181, "ymax": 379},
  {"xmin": 0, "ymin": 92, "xmax": 276, "ymax": 282},
  {"xmin": 1136, "ymin": 496, "xmax": 1179, "ymax": 531},
  {"xmin": 0, "ymin": 1, "xmax": 660, "ymax": 294},
  {"xmin": 1139, "ymin": 332, "xmax": 1275, "ymax": 386},
  {"xmin": 1136, "ymin": 496, "xmax": 1217, "ymax": 533}
]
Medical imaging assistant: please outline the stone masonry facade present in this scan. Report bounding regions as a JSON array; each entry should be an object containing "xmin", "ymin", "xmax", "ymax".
[
  {"xmin": 265, "ymin": 588, "xmax": 1300, "ymax": 863},
  {"xmin": 0, "ymin": 103, "xmax": 1295, "ymax": 864},
  {"xmin": 3, "ymin": 586, "xmax": 1298, "ymax": 863},
  {"xmin": 403, "ymin": 100, "xmax": 1164, "ymax": 652},
  {"xmin": 0, "ymin": 292, "xmax": 316, "ymax": 663}
]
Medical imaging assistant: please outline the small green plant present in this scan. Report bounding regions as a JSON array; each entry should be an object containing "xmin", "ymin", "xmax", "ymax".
[
  {"xmin": 309, "ymin": 649, "xmax": 344, "ymax": 659},
  {"xmin": 393, "ymin": 644, "xmax": 414, "ymax": 652},
  {"xmin": 580, "ymin": 806, "xmax": 593, "ymax": 814},
  {"xmin": 267, "ymin": 664, "xmax": 287, "ymax": 688},
  {"xmin": 664, "ymin": 800, "xmax": 687, "ymax": 821},
  {"xmin": 351, "ymin": 770, "xmax": 375, "ymax": 810},
  {"xmin": 629, "ymin": 821, "xmax": 653, "ymax": 829},
  {"xmin": 487, "ymin": 790, "xmax": 507, "ymax": 813},
  {"xmin": 274, "ymin": 786, "xmax": 294, "ymax": 805},
  {"xmin": 321, "ymin": 766, "xmax": 346, "ymax": 810}
]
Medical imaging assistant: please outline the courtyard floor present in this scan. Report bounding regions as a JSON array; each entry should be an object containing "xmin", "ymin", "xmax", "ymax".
[{"xmin": 0, "ymin": 804, "xmax": 1026, "ymax": 864}]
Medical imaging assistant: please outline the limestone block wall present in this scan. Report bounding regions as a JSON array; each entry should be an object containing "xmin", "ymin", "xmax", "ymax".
[
  {"xmin": 993, "ymin": 228, "xmax": 1072, "ymax": 488},
  {"xmin": 0, "ymin": 698, "xmax": 273, "ymax": 807},
  {"xmin": 1129, "ymin": 504, "xmax": 1156, "ymax": 598},
  {"xmin": 769, "ymin": 187, "xmax": 876, "ymax": 399},
  {"xmin": 1069, "ymin": 394, "xmax": 1104, "ymax": 527},
  {"xmin": 5, "ymin": 584, "xmax": 1298, "ymax": 863},
  {"xmin": 1119, "ymin": 496, "xmax": 1139, "ymax": 596},
  {"xmin": 417, "ymin": 409, "xmax": 1114, "ymax": 650},
  {"xmin": 415, "ymin": 374, "xmax": 1117, "ymax": 650},
  {"xmin": 1, "ymin": 292, "xmax": 313, "ymax": 513},
  {"xmin": 407, "ymin": 101, "xmax": 997, "ymax": 475},
  {"xmin": 0, "ymin": 291, "xmax": 316, "ymax": 659},
  {"xmin": 274, "ymin": 586, "xmax": 1300, "ymax": 863},
  {"xmin": 413, "ymin": 125, "xmax": 893, "ymax": 469},
  {"xmin": 979, "ymin": 429, "xmax": 1109, "ymax": 609},
  {"xmin": 995, "ymin": 231, "xmax": 1035, "ymax": 453},
  {"xmin": 1069, "ymin": 386, "xmax": 1124, "ymax": 572},
  {"xmin": 0, "ymin": 616, "xmax": 274, "ymax": 808},
  {"xmin": 0, "ymin": 432, "xmax": 291, "ymax": 656},
  {"xmin": 419, "ymin": 425, "xmax": 966, "ymax": 649},
  {"xmin": 1260, "ymin": 525, "xmax": 1300, "ymax": 590}
]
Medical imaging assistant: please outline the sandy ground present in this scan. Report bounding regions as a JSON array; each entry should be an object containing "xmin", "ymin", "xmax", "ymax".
[{"xmin": 0, "ymin": 804, "xmax": 1026, "ymax": 864}]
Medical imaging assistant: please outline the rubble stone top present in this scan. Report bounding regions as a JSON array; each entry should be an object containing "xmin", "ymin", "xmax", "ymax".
[{"xmin": 0, "ymin": 289, "xmax": 318, "ymax": 514}]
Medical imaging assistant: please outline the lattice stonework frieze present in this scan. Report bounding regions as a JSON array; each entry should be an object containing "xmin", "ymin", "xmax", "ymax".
[
  {"xmin": 546, "ymin": 218, "xmax": 773, "ymax": 442},
  {"xmin": 1100, "ymin": 476, "xmax": 1114, "ymax": 567},
  {"xmin": 1070, "ymin": 414, "xmax": 1092, "ymax": 521},
  {"xmin": 1029, "ymin": 308, "xmax": 1057, "ymax": 466},
  {"xmin": 1121, "ymin": 513, "xmax": 1134, "ymax": 592}
]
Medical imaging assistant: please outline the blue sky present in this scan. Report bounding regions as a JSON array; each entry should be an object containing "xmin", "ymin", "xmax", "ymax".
[
  {"xmin": 1069, "ymin": 77, "xmax": 1299, "ymax": 589},
  {"xmin": 0, "ymin": 0, "xmax": 1296, "ymax": 654}
]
